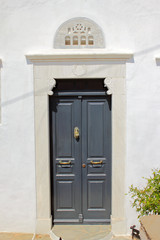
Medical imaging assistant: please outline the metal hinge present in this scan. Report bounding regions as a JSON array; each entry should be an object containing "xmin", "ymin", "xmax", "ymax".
[{"xmin": 79, "ymin": 213, "xmax": 83, "ymax": 223}]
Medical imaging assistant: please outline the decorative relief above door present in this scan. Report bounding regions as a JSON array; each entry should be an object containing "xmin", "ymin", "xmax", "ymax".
[{"xmin": 54, "ymin": 17, "xmax": 105, "ymax": 49}]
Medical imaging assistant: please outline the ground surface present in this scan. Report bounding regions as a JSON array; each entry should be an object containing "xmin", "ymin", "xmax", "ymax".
[
  {"xmin": 53, "ymin": 224, "xmax": 111, "ymax": 240},
  {"xmin": 0, "ymin": 233, "xmax": 51, "ymax": 240},
  {"xmin": 0, "ymin": 227, "xmax": 132, "ymax": 240}
]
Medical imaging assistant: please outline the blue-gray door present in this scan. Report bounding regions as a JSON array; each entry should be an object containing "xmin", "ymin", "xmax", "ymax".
[{"xmin": 50, "ymin": 95, "xmax": 111, "ymax": 224}]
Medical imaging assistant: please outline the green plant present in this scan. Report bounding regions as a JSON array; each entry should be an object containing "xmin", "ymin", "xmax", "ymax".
[{"xmin": 128, "ymin": 169, "xmax": 160, "ymax": 218}]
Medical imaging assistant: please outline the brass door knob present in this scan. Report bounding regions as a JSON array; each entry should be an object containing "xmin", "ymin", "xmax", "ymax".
[{"xmin": 82, "ymin": 164, "xmax": 86, "ymax": 168}]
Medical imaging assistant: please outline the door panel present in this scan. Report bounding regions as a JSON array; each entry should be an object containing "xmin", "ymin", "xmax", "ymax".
[
  {"xmin": 88, "ymin": 102, "xmax": 104, "ymax": 157},
  {"xmin": 50, "ymin": 95, "xmax": 111, "ymax": 224},
  {"xmin": 51, "ymin": 98, "xmax": 81, "ymax": 222},
  {"xmin": 56, "ymin": 103, "xmax": 73, "ymax": 157},
  {"xmin": 82, "ymin": 98, "xmax": 111, "ymax": 222},
  {"xmin": 88, "ymin": 180, "xmax": 104, "ymax": 208},
  {"xmin": 56, "ymin": 180, "xmax": 74, "ymax": 209}
]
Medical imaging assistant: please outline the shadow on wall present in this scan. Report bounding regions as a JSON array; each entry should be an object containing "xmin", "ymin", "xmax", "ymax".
[
  {"xmin": 155, "ymin": 58, "xmax": 160, "ymax": 66},
  {"xmin": 0, "ymin": 59, "xmax": 2, "ymax": 68}
]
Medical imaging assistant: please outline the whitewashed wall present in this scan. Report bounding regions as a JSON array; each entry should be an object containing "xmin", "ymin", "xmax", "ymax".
[{"xmin": 0, "ymin": 0, "xmax": 160, "ymax": 234}]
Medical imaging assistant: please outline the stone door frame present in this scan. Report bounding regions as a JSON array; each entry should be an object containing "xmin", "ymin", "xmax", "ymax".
[{"xmin": 26, "ymin": 50, "xmax": 133, "ymax": 236}]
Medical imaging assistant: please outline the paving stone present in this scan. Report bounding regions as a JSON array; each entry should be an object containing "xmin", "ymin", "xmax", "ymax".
[
  {"xmin": 0, "ymin": 229, "xmax": 132, "ymax": 240},
  {"xmin": 35, "ymin": 234, "xmax": 51, "ymax": 240},
  {"xmin": 112, "ymin": 236, "xmax": 131, "ymax": 240},
  {"xmin": 0, "ymin": 233, "xmax": 33, "ymax": 240}
]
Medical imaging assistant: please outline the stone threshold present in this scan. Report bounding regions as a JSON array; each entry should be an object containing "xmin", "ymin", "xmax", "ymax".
[{"xmin": 50, "ymin": 225, "xmax": 132, "ymax": 240}]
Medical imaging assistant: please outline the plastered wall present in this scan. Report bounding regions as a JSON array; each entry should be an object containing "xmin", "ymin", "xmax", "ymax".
[{"xmin": 0, "ymin": 0, "xmax": 160, "ymax": 234}]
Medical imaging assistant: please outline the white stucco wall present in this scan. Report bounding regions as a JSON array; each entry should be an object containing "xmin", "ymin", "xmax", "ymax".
[{"xmin": 0, "ymin": 0, "xmax": 160, "ymax": 234}]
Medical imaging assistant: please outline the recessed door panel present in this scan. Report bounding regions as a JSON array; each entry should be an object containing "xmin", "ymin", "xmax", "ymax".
[
  {"xmin": 56, "ymin": 103, "xmax": 73, "ymax": 157},
  {"xmin": 57, "ymin": 180, "xmax": 74, "ymax": 209},
  {"xmin": 88, "ymin": 102, "xmax": 104, "ymax": 157},
  {"xmin": 50, "ymin": 95, "xmax": 111, "ymax": 224},
  {"xmin": 88, "ymin": 180, "xmax": 104, "ymax": 209}
]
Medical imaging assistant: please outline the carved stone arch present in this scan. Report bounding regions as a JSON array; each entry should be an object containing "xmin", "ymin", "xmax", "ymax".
[{"xmin": 54, "ymin": 17, "xmax": 105, "ymax": 49}]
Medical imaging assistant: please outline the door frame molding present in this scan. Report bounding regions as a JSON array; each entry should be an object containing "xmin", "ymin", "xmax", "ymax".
[{"xmin": 26, "ymin": 50, "xmax": 133, "ymax": 236}]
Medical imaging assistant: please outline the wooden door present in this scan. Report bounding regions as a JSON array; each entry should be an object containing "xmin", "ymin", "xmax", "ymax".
[
  {"xmin": 50, "ymin": 81, "xmax": 111, "ymax": 224},
  {"xmin": 50, "ymin": 97, "xmax": 81, "ymax": 223},
  {"xmin": 82, "ymin": 97, "xmax": 111, "ymax": 223}
]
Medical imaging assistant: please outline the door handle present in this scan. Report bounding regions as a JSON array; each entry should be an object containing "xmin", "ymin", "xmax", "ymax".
[
  {"xmin": 74, "ymin": 127, "xmax": 80, "ymax": 139},
  {"xmin": 59, "ymin": 161, "xmax": 71, "ymax": 165},
  {"xmin": 90, "ymin": 160, "xmax": 103, "ymax": 165}
]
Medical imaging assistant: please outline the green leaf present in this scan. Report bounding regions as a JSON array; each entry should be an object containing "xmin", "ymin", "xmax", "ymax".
[{"xmin": 127, "ymin": 169, "xmax": 160, "ymax": 217}]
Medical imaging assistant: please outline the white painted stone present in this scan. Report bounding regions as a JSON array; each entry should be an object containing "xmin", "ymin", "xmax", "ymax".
[
  {"xmin": 26, "ymin": 51, "xmax": 131, "ymax": 236},
  {"xmin": 54, "ymin": 17, "xmax": 105, "ymax": 49},
  {"xmin": 0, "ymin": 59, "xmax": 1, "ymax": 123},
  {"xmin": 50, "ymin": 231, "xmax": 62, "ymax": 240},
  {"xmin": 0, "ymin": 0, "xmax": 160, "ymax": 236}
]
